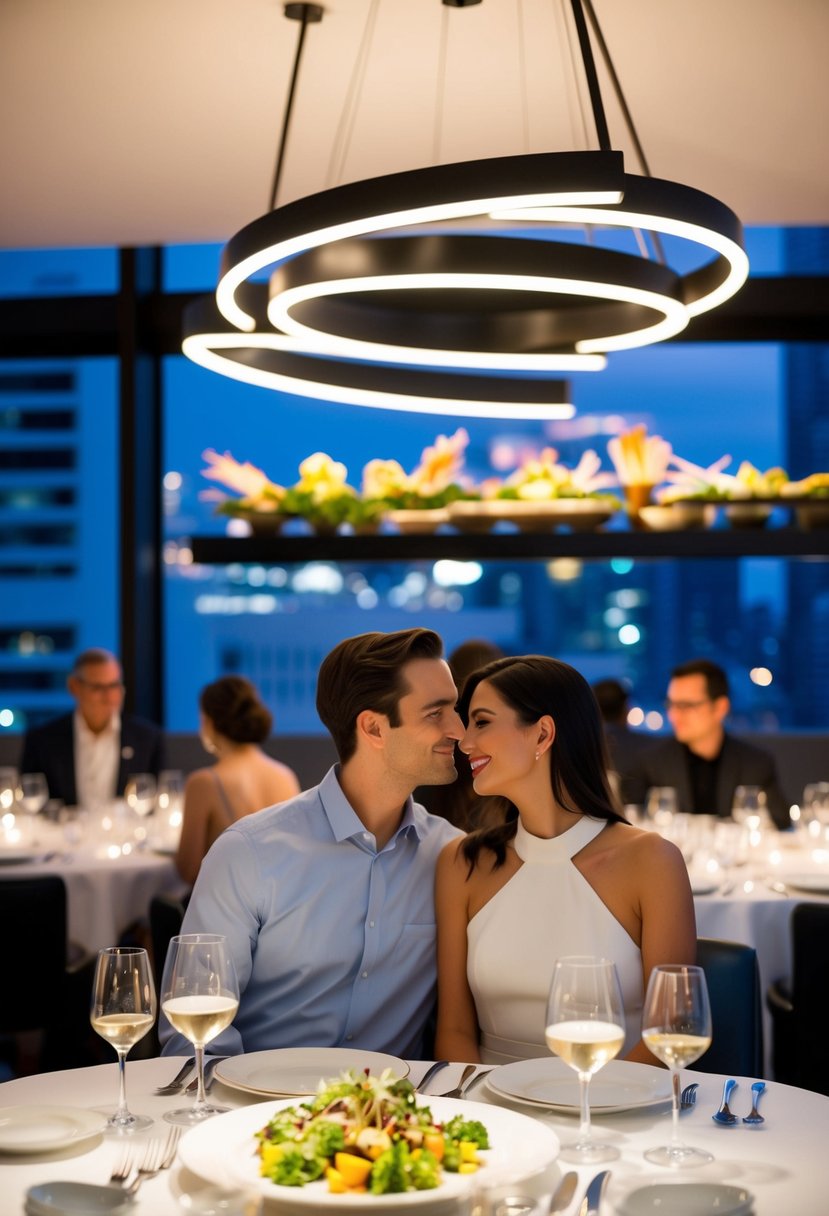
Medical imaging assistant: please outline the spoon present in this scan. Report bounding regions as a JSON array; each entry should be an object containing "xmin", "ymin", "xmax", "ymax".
[
  {"xmin": 743, "ymin": 1080, "xmax": 766, "ymax": 1124},
  {"xmin": 26, "ymin": 1181, "xmax": 133, "ymax": 1215},
  {"xmin": 712, "ymin": 1077, "xmax": 739, "ymax": 1124},
  {"xmin": 550, "ymin": 1172, "xmax": 579, "ymax": 1212}
]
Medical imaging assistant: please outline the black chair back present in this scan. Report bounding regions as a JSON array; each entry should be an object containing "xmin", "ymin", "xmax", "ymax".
[
  {"xmin": 696, "ymin": 937, "xmax": 763, "ymax": 1076},
  {"xmin": 0, "ymin": 875, "xmax": 68, "ymax": 1034},
  {"xmin": 769, "ymin": 902, "xmax": 829, "ymax": 1093}
]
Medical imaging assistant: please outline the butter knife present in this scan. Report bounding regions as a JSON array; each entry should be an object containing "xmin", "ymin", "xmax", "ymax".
[
  {"xmin": 416, "ymin": 1059, "xmax": 450, "ymax": 1092},
  {"xmin": 578, "ymin": 1170, "xmax": 611, "ymax": 1216},
  {"xmin": 550, "ymin": 1172, "xmax": 578, "ymax": 1213}
]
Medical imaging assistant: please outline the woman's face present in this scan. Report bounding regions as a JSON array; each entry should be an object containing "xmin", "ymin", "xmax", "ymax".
[{"xmin": 460, "ymin": 679, "xmax": 541, "ymax": 796}]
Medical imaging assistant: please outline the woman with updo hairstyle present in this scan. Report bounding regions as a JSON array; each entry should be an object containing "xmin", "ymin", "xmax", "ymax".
[
  {"xmin": 175, "ymin": 675, "xmax": 300, "ymax": 884},
  {"xmin": 434, "ymin": 655, "xmax": 696, "ymax": 1066}
]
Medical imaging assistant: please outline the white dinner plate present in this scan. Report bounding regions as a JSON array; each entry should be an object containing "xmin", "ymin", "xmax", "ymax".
[
  {"xmin": 782, "ymin": 873, "xmax": 829, "ymax": 895},
  {"xmin": 486, "ymin": 1058, "xmax": 672, "ymax": 1113},
  {"xmin": 214, "ymin": 1047, "xmax": 410, "ymax": 1097},
  {"xmin": 179, "ymin": 1095, "xmax": 559, "ymax": 1210},
  {"xmin": 617, "ymin": 1182, "xmax": 753, "ymax": 1216},
  {"xmin": 0, "ymin": 1105, "xmax": 106, "ymax": 1154}
]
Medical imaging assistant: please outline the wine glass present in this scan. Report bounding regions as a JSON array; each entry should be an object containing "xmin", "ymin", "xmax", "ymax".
[
  {"xmin": 802, "ymin": 782, "xmax": 829, "ymax": 828},
  {"xmin": 156, "ymin": 769, "xmax": 184, "ymax": 813},
  {"xmin": 161, "ymin": 933, "xmax": 239, "ymax": 1126},
  {"xmin": 18, "ymin": 772, "xmax": 49, "ymax": 844},
  {"xmin": 90, "ymin": 946, "xmax": 157, "ymax": 1134},
  {"xmin": 641, "ymin": 964, "xmax": 713, "ymax": 1167},
  {"xmin": 731, "ymin": 784, "xmax": 767, "ymax": 828},
  {"xmin": 0, "ymin": 767, "xmax": 19, "ymax": 814},
  {"xmin": 125, "ymin": 773, "xmax": 157, "ymax": 844},
  {"xmin": 645, "ymin": 786, "xmax": 678, "ymax": 829},
  {"xmin": 545, "ymin": 955, "xmax": 625, "ymax": 1164}
]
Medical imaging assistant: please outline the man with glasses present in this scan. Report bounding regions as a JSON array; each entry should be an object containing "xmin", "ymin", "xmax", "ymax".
[
  {"xmin": 626, "ymin": 658, "xmax": 789, "ymax": 829},
  {"xmin": 20, "ymin": 647, "xmax": 165, "ymax": 808}
]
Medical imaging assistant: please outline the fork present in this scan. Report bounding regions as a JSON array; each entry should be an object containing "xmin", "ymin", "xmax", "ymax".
[
  {"xmin": 680, "ymin": 1082, "xmax": 699, "ymax": 1109},
  {"xmin": 125, "ymin": 1125, "xmax": 182, "ymax": 1195},
  {"xmin": 155, "ymin": 1056, "xmax": 196, "ymax": 1096},
  {"xmin": 109, "ymin": 1145, "xmax": 136, "ymax": 1186}
]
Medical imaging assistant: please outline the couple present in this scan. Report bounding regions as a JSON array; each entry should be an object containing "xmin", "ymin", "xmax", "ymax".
[{"xmin": 161, "ymin": 629, "xmax": 694, "ymax": 1064}]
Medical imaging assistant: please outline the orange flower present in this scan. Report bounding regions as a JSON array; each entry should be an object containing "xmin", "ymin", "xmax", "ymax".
[
  {"xmin": 201, "ymin": 449, "xmax": 284, "ymax": 504},
  {"xmin": 409, "ymin": 428, "xmax": 469, "ymax": 497}
]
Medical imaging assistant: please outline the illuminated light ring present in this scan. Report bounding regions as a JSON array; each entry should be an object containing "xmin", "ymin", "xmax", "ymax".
[
  {"xmin": 265, "ymin": 235, "xmax": 689, "ymax": 363},
  {"xmin": 182, "ymin": 297, "xmax": 575, "ymax": 421},
  {"xmin": 215, "ymin": 151, "xmax": 628, "ymax": 332}
]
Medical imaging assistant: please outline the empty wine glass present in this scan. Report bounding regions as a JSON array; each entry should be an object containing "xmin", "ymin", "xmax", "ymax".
[
  {"xmin": 18, "ymin": 772, "xmax": 49, "ymax": 844},
  {"xmin": 731, "ymin": 784, "xmax": 767, "ymax": 828},
  {"xmin": 545, "ymin": 956, "xmax": 625, "ymax": 1164},
  {"xmin": 90, "ymin": 946, "xmax": 157, "ymax": 1134},
  {"xmin": 125, "ymin": 773, "xmax": 157, "ymax": 845},
  {"xmin": 645, "ymin": 786, "xmax": 679, "ymax": 828},
  {"xmin": 161, "ymin": 933, "xmax": 239, "ymax": 1126},
  {"xmin": 0, "ymin": 767, "xmax": 19, "ymax": 814},
  {"xmin": 802, "ymin": 782, "xmax": 829, "ymax": 828},
  {"xmin": 156, "ymin": 770, "xmax": 184, "ymax": 813},
  {"xmin": 641, "ymin": 964, "xmax": 713, "ymax": 1167}
]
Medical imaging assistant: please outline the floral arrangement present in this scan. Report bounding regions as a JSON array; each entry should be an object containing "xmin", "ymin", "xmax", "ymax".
[
  {"xmin": 781, "ymin": 472, "xmax": 829, "ymax": 499},
  {"xmin": 201, "ymin": 429, "xmax": 475, "ymax": 532},
  {"xmin": 607, "ymin": 424, "xmax": 673, "ymax": 488},
  {"xmin": 490, "ymin": 447, "xmax": 619, "ymax": 503},
  {"xmin": 656, "ymin": 456, "xmax": 789, "ymax": 503}
]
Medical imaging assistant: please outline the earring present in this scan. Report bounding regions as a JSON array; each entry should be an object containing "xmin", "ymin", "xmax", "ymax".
[{"xmin": 535, "ymin": 751, "xmax": 540, "ymax": 761}]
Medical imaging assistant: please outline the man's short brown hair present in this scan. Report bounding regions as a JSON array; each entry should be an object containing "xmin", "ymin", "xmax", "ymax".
[{"xmin": 316, "ymin": 629, "xmax": 445, "ymax": 763}]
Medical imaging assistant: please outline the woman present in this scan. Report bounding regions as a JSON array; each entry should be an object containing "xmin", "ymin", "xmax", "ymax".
[
  {"xmin": 434, "ymin": 655, "xmax": 695, "ymax": 1066},
  {"xmin": 175, "ymin": 675, "xmax": 301, "ymax": 884}
]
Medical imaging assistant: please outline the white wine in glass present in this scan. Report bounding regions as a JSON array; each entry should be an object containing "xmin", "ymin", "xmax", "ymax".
[
  {"xmin": 161, "ymin": 933, "xmax": 239, "ymax": 1126},
  {"xmin": 545, "ymin": 956, "xmax": 625, "ymax": 1164},
  {"xmin": 90, "ymin": 946, "xmax": 157, "ymax": 1134},
  {"xmin": 642, "ymin": 964, "xmax": 713, "ymax": 1167}
]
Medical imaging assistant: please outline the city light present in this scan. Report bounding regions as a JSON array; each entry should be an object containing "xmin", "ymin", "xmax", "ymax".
[
  {"xmin": 750, "ymin": 666, "xmax": 773, "ymax": 686},
  {"xmin": 618, "ymin": 624, "xmax": 641, "ymax": 646}
]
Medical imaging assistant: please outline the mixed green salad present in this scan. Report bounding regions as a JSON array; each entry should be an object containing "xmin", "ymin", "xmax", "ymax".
[{"xmin": 255, "ymin": 1069, "xmax": 490, "ymax": 1195}]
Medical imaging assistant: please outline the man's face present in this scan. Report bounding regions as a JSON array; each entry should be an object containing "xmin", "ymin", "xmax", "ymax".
[
  {"xmin": 68, "ymin": 658, "xmax": 125, "ymax": 733},
  {"xmin": 381, "ymin": 658, "xmax": 464, "ymax": 788},
  {"xmin": 666, "ymin": 673, "xmax": 728, "ymax": 749}
]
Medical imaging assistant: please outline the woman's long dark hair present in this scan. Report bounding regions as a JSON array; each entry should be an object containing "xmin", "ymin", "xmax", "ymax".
[{"xmin": 459, "ymin": 655, "xmax": 626, "ymax": 870}]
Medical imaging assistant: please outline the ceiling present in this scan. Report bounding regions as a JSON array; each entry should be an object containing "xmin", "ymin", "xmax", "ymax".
[{"xmin": 2, "ymin": 0, "xmax": 828, "ymax": 251}]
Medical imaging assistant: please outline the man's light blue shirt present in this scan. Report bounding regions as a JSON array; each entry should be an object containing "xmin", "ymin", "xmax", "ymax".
[{"xmin": 160, "ymin": 766, "xmax": 461, "ymax": 1059}]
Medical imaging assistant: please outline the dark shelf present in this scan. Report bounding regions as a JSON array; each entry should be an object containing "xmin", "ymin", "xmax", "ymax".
[{"xmin": 191, "ymin": 528, "xmax": 829, "ymax": 564}]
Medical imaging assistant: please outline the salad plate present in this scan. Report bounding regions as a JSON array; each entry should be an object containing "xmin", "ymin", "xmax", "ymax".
[
  {"xmin": 214, "ymin": 1048, "xmax": 410, "ymax": 1097},
  {"xmin": 0, "ymin": 1106, "xmax": 105, "ymax": 1154},
  {"xmin": 486, "ymin": 1058, "xmax": 671, "ymax": 1113},
  {"xmin": 179, "ymin": 1095, "xmax": 559, "ymax": 1210},
  {"xmin": 448, "ymin": 499, "xmax": 616, "ymax": 534}
]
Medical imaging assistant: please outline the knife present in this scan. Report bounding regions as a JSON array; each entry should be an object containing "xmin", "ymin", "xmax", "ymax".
[
  {"xmin": 550, "ymin": 1172, "xmax": 578, "ymax": 1213},
  {"xmin": 185, "ymin": 1055, "xmax": 228, "ymax": 1095},
  {"xmin": 416, "ymin": 1059, "xmax": 450, "ymax": 1092},
  {"xmin": 578, "ymin": 1170, "xmax": 611, "ymax": 1216}
]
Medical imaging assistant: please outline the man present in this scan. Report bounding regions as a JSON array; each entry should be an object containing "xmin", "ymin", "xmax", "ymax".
[
  {"xmin": 591, "ymin": 677, "xmax": 654, "ymax": 806},
  {"xmin": 626, "ymin": 659, "xmax": 789, "ymax": 828},
  {"xmin": 160, "ymin": 627, "xmax": 464, "ymax": 1060},
  {"xmin": 20, "ymin": 648, "xmax": 165, "ymax": 808}
]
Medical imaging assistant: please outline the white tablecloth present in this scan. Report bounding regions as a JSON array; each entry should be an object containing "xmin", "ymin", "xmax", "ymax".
[
  {"xmin": 0, "ymin": 1057, "xmax": 826, "ymax": 1215},
  {"xmin": 0, "ymin": 819, "xmax": 187, "ymax": 953}
]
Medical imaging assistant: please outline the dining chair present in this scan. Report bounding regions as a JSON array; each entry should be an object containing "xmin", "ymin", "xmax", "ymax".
[
  {"xmin": 0, "ymin": 875, "xmax": 96, "ymax": 1074},
  {"xmin": 767, "ymin": 902, "xmax": 829, "ymax": 1095},
  {"xmin": 695, "ymin": 937, "xmax": 764, "ymax": 1077}
]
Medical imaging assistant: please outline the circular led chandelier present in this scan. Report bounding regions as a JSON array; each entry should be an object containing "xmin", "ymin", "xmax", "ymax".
[{"xmin": 183, "ymin": 0, "xmax": 749, "ymax": 419}]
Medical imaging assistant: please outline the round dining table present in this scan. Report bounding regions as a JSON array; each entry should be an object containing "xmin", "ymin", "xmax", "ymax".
[{"xmin": 0, "ymin": 1056, "xmax": 826, "ymax": 1215}]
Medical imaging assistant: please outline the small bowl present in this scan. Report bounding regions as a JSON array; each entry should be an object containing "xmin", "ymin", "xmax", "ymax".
[
  {"xmin": 386, "ymin": 508, "xmax": 452, "ymax": 534},
  {"xmin": 618, "ymin": 1182, "xmax": 753, "ymax": 1216},
  {"xmin": 26, "ymin": 1181, "xmax": 134, "ymax": 1216},
  {"xmin": 795, "ymin": 501, "xmax": 829, "ymax": 530},
  {"xmin": 638, "ymin": 503, "xmax": 714, "ymax": 531},
  {"xmin": 724, "ymin": 501, "xmax": 773, "ymax": 528}
]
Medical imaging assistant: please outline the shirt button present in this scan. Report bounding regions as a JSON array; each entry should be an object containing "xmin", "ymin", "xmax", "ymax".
[
  {"xmin": 363, "ymin": 832, "xmax": 371, "ymax": 841},
  {"xmin": 362, "ymin": 970, "xmax": 368, "ymax": 978},
  {"xmin": 369, "ymin": 921, "xmax": 375, "ymax": 928},
  {"xmin": 346, "ymin": 1034, "xmax": 353, "ymax": 1041}
]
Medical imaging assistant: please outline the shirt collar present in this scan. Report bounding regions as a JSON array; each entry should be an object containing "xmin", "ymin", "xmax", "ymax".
[
  {"xmin": 74, "ymin": 709, "xmax": 121, "ymax": 743},
  {"xmin": 319, "ymin": 765, "xmax": 423, "ymax": 845}
]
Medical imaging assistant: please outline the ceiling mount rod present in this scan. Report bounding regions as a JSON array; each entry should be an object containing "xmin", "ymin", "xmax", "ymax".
[
  {"xmin": 569, "ymin": 0, "xmax": 610, "ymax": 152},
  {"xmin": 582, "ymin": 0, "xmax": 651, "ymax": 178},
  {"xmin": 269, "ymin": 3, "xmax": 324, "ymax": 212}
]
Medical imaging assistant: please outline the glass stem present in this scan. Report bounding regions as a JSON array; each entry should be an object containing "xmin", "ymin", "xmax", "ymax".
[
  {"xmin": 578, "ymin": 1072, "xmax": 592, "ymax": 1144},
  {"xmin": 670, "ymin": 1069, "xmax": 681, "ymax": 1147},
  {"xmin": 192, "ymin": 1042, "xmax": 207, "ymax": 1112},
  {"xmin": 115, "ymin": 1048, "xmax": 130, "ymax": 1120}
]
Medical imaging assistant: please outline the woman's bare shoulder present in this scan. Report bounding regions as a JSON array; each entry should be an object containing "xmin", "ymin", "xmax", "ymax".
[
  {"xmin": 185, "ymin": 766, "xmax": 215, "ymax": 793},
  {"xmin": 601, "ymin": 820, "xmax": 685, "ymax": 864}
]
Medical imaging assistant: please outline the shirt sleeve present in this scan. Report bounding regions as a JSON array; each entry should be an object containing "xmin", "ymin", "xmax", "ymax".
[{"xmin": 158, "ymin": 825, "xmax": 261, "ymax": 1057}]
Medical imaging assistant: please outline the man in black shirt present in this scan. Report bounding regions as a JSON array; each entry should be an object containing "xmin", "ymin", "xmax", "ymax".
[{"xmin": 626, "ymin": 659, "xmax": 790, "ymax": 829}]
